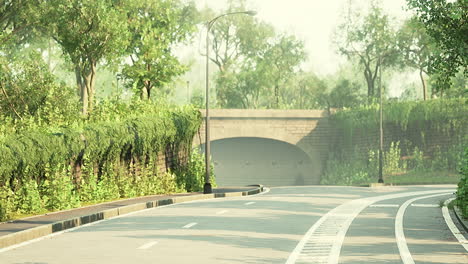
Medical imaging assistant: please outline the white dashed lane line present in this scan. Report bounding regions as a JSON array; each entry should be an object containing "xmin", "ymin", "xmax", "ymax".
[
  {"xmin": 369, "ymin": 204, "xmax": 400, "ymax": 208},
  {"xmin": 216, "ymin": 210, "xmax": 229, "ymax": 215},
  {"xmin": 182, "ymin": 222, "xmax": 197, "ymax": 229},
  {"xmin": 244, "ymin": 202, "xmax": 255, "ymax": 206},
  {"xmin": 137, "ymin": 241, "xmax": 158, "ymax": 250}
]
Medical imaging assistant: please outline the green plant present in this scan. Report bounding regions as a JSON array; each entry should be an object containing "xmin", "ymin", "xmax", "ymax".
[
  {"xmin": 455, "ymin": 148, "xmax": 467, "ymax": 219},
  {"xmin": 40, "ymin": 164, "xmax": 80, "ymax": 211},
  {"xmin": 384, "ymin": 141, "xmax": 401, "ymax": 175}
]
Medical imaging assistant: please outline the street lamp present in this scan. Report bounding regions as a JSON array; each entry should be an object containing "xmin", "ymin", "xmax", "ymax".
[{"xmin": 204, "ymin": 10, "xmax": 257, "ymax": 194}]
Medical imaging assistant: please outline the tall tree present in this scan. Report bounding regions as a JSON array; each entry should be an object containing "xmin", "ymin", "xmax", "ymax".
[
  {"xmin": 45, "ymin": 0, "xmax": 129, "ymax": 115},
  {"xmin": 407, "ymin": 0, "xmax": 467, "ymax": 91},
  {"xmin": 202, "ymin": 0, "xmax": 274, "ymax": 73},
  {"xmin": 122, "ymin": 0, "xmax": 198, "ymax": 100},
  {"xmin": 261, "ymin": 34, "xmax": 306, "ymax": 108},
  {"xmin": 336, "ymin": 0, "xmax": 399, "ymax": 101},
  {"xmin": 398, "ymin": 17, "xmax": 439, "ymax": 100},
  {"xmin": 0, "ymin": 0, "xmax": 42, "ymax": 47}
]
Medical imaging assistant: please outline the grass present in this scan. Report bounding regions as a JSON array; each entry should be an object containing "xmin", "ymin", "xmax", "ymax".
[{"xmin": 384, "ymin": 170, "xmax": 461, "ymax": 185}]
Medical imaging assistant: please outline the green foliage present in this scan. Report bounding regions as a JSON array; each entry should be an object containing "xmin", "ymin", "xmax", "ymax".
[
  {"xmin": 40, "ymin": 164, "xmax": 80, "ymax": 211},
  {"xmin": 406, "ymin": 0, "xmax": 467, "ymax": 90},
  {"xmin": 385, "ymin": 142, "xmax": 401, "ymax": 175},
  {"xmin": 14, "ymin": 178, "xmax": 43, "ymax": 214},
  {"xmin": 176, "ymin": 149, "xmax": 215, "ymax": 192},
  {"xmin": 122, "ymin": 0, "xmax": 197, "ymax": 100},
  {"xmin": 0, "ymin": 53, "xmax": 79, "ymax": 125},
  {"xmin": 336, "ymin": 0, "xmax": 400, "ymax": 99},
  {"xmin": 456, "ymin": 147, "xmax": 467, "ymax": 218},
  {"xmin": 321, "ymin": 149, "xmax": 373, "ymax": 186},
  {"xmin": 0, "ymin": 103, "xmax": 202, "ymax": 221},
  {"xmin": 324, "ymin": 99, "xmax": 467, "ymax": 185},
  {"xmin": 45, "ymin": 0, "xmax": 130, "ymax": 114}
]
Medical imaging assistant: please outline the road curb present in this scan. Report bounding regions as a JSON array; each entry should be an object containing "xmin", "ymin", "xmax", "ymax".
[
  {"xmin": 0, "ymin": 185, "xmax": 264, "ymax": 249},
  {"xmin": 452, "ymin": 203, "xmax": 468, "ymax": 233}
]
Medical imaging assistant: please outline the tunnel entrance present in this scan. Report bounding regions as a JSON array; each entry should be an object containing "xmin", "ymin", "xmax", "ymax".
[{"xmin": 201, "ymin": 137, "xmax": 315, "ymax": 187}]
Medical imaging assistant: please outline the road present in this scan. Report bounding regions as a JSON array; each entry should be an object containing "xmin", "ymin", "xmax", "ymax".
[{"xmin": 1, "ymin": 185, "xmax": 467, "ymax": 264}]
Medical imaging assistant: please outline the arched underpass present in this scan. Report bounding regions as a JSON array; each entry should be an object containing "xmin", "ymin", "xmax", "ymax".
[{"xmin": 203, "ymin": 137, "xmax": 317, "ymax": 187}]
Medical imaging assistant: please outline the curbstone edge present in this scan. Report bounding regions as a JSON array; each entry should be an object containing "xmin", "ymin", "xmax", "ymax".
[{"xmin": 0, "ymin": 185, "xmax": 264, "ymax": 250}]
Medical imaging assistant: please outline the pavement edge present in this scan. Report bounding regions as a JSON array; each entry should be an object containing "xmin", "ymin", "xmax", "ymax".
[{"xmin": 0, "ymin": 185, "xmax": 264, "ymax": 249}]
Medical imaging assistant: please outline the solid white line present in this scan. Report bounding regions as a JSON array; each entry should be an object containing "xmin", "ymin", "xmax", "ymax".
[
  {"xmin": 369, "ymin": 204, "xmax": 400, "ymax": 208},
  {"xmin": 182, "ymin": 222, "xmax": 197, "ymax": 229},
  {"xmin": 395, "ymin": 193, "xmax": 452, "ymax": 264},
  {"xmin": 442, "ymin": 198, "xmax": 468, "ymax": 251},
  {"xmin": 137, "ymin": 241, "xmax": 158, "ymax": 250},
  {"xmin": 285, "ymin": 189, "xmax": 454, "ymax": 264},
  {"xmin": 216, "ymin": 210, "xmax": 229, "ymax": 215},
  {"xmin": 244, "ymin": 202, "xmax": 255, "ymax": 205},
  {"xmin": 411, "ymin": 204, "xmax": 439, "ymax": 207}
]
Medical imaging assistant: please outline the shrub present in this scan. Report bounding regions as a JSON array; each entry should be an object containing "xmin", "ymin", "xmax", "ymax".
[{"xmin": 456, "ymin": 148, "xmax": 467, "ymax": 219}]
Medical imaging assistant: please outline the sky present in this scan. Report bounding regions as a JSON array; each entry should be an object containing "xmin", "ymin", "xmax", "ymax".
[{"xmin": 195, "ymin": 0, "xmax": 412, "ymax": 75}]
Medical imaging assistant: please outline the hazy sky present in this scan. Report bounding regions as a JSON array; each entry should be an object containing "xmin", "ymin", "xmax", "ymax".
[{"xmin": 196, "ymin": 0, "xmax": 412, "ymax": 75}]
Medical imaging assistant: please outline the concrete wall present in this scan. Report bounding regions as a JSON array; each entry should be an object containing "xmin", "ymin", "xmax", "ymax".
[{"xmin": 194, "ymin": 109, "xmax": 332, "ymax": 186}]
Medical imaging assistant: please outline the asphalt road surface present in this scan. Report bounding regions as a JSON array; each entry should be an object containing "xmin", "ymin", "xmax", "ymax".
[{"xmin": 1, "ymin": 185, "xmax": 467, "ymax": 264}]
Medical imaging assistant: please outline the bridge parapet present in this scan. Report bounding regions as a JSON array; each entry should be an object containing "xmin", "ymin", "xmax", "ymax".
[{"xmin": 194, "ymin": 109, "xmax": 333, "ymax": 185}]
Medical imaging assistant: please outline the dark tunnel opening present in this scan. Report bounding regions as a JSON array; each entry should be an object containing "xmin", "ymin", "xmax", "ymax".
[{"xmin": 200, "ymin": 137, "xmax": 315, "ymax": 187}]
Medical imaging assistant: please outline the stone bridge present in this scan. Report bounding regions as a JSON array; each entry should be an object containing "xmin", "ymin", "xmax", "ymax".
[{"xmin": 193, "ymin": 109, "xmax": 332, "ymax": 187}]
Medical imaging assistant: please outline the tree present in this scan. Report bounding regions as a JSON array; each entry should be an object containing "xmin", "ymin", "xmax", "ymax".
[
  {"xmin": 121, "ymin": 0, "xmax": 198, "ymax": 100},
  {"xmin": 398, "ymin": 17, "xmax": 440, "ymax": 100},
  {"xmin": 45, "ymin": 0, "xmax": 129, "ymax": 115},
  {"xmin": 406, "ymin": 0, "xmax": 467, "ymax": 91},
  {"xmin": 202, "ymin": 0, "xmax": 275, "ymax": 73},
  {"xmin": 261, "ymin": 34, "xmax": 306, "ymax": 108},
  {"xmin": 0, "ymin": 0, "xmax": 42, "ymax": 48},
  {"xmin": 215, "ymin": 34, "xmax": 305, "ymax": 109},
  {"xmin": 281, "ymin": 72, "xmax": 328, "ymax": 109},
  {"xmin": 336, "ymin": 0, "xmax": 399, "ymax": 102},
  {"xmin": 0, "ymin": 53, "xmax": 79, "ymax": 124}
]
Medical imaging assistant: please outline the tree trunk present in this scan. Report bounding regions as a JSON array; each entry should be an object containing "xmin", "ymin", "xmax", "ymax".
[
  {"xmin": 274, "ymin": 84, "xmax": 279, "ymax": 108},
  {"xmin": 419, "ymin": 69, "xmax": 427, "ymax": 101},
  {"xmin": 364, "ymin": 70, "xmax": 374, "ymax": 102},
  {"xmin": 78, "ymin": 61, "xmax": 97, "ymax": 115}
]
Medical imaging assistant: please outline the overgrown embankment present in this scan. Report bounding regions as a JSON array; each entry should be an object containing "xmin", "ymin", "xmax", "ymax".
[
  {"xmin": 322, "ymin": 99, "xmax": 467, "ymax": 186},
  {"xmin": 0, "ymin": 102, "xmax": 208, "ymax": 222}
]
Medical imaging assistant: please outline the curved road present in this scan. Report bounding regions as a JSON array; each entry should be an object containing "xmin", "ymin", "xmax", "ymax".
[{"xmin": 1, "ymin": 185, "xmax": 466, "ymax": 264}]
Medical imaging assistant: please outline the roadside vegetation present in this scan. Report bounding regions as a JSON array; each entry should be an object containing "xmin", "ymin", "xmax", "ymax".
[{"xmin": 0, "ymin": 0, "xmax": 466, "ymax": 219}]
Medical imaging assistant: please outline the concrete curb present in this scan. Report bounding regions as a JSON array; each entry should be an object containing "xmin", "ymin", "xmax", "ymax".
[
  {"xmin": 0, "ymin": 185, "xmax": 264, "ymax": 249},
  {"xmin": 452, "ymin": 204, "xmax": 468, "ymax": 233}
]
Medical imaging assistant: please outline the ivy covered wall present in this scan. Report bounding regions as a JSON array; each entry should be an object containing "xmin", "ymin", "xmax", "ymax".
[
  {"xmin": 0, "ymin": 104, "xmax": 206, "ymax": 221},
  {"xmin": 322, "ymin": 99, "xmax": 467, "ymax": 185}
]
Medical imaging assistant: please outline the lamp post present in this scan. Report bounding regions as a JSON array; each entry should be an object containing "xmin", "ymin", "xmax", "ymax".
[
  {"xmin": 204, "ymin": 10, "xmax": 257, "ymax": 194},
  {"xmin": 378, "ymin": 56, "xmax": 384, "ymax": 184}
]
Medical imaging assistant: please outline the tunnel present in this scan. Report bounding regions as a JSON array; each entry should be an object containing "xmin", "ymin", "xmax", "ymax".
[{"xmin": 200, "ymin": 137, "xmax": 315, "ymax": 187}]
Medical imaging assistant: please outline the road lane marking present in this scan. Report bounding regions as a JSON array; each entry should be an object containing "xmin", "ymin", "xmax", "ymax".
[
  {"xmin": 369, "ymin": 204, "xmax": 400, "ymax": 208},
  {"xmin": 216, "ymin": 210, "xmax": 229, "ymax": 215},
  {"xmin": 137, "ymin": 241, "xmax": 158, "ymax": 250},
  {"xmin": 182, "ymin": 222, "xmax": 197, "ymax": 229},
  {"xmin": 411, "ymin": 204, "xmax": 439, "ymax": 207},
  {"xmin": 442, "ymin": 198, "xmax": 468, "ymax": 251},
  {"xmin": 286, "ymin": 189, "xmax": 454, "ymax": 264},
  {"xmin": 244, "ymin": 202, "xmax": 255, "ymax": 205},
  {"xmin": 395, "ymin": 193, "xmax": 452, "ymax": 264}
]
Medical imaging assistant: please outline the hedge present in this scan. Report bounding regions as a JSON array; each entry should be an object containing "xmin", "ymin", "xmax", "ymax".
[{"xmin": 0, "ymin": 105, "xmax": 204, "ymax": 221}]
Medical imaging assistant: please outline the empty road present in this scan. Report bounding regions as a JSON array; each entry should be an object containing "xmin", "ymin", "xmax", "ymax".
[{"xmin": 1, "ymin": 185, "xmax": 467, "ymax": 264}]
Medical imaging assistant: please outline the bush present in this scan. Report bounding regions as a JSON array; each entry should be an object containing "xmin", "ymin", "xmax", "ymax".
[
  {"xmin": 456, "ymin": 148, "xmax": 468, "ymax": 219},
  {"xmin": 0, "ymin": 103, "xmax": 202, "ymax": 221}
]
